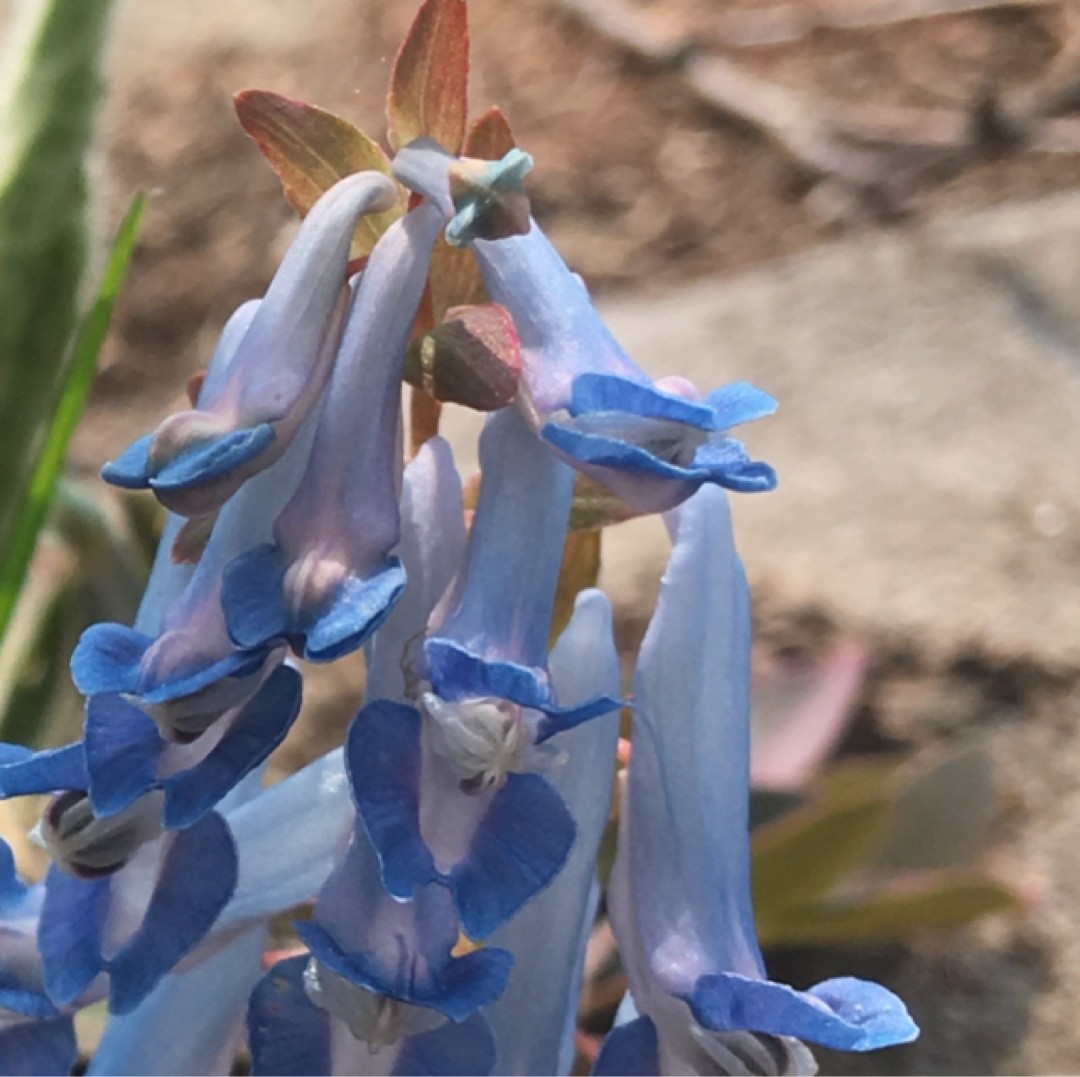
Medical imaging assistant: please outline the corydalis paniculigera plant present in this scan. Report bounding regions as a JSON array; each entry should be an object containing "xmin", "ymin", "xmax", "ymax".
[{"xmin": 0, "ymin": 1, "xmax": 923, "ymax": 1074}]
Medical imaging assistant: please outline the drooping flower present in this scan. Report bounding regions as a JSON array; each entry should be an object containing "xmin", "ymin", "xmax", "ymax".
[
  {"xmin": 102, "ymin": 172, "xmax": 399, "ymax": 518},
  {"xmin": 70, "ymin": 381, "xmax": 319, "ymax": 760},
  {"xmin": 246, "ymin": 439, "xmax": 510, "ymax": 1075},
  {"xmin": 482, "ymin": 589, "xmax": 621, "ymax": 1076},
  {"xmin": 348, "ymin": 409, "xmax": 620, "ymax": 939},
  {"xmin": 220, "ymin": 201, "xmax": 444, "ymax": 663},
  {"xmin": 0, "ymin": 731, "xmax": 355, "ymax": 1033},
  {"xmin": 598, "ymin": 486, "xmax": 918, "ymax": 1075},
  {"xmin": 393, "ymin": 140, "xmax": 777, "ymax": 514}
]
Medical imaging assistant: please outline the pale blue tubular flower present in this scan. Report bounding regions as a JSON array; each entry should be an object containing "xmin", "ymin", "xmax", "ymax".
[
  {"xmin": 393, "ymin": 140, "xmax": 776, "ymax": 514},
  {"xmin": 348, "ymin": 409, "xmax": 619, "ymax": 939},
  {"xmin": 69, "ymin": 382, "xmax": 320, "ymax": 756},
  {"xmin": 423, "ymin": 406, "xmax": 619, "ymax": 730},
  {"xmin": 598, "ymin": 487, "xmax": 918, "ymax": 1075},
  {"xmin": 220, "ymin": 202, "xmax": 444, "ymax": 664},
  {"xmin": 483, "ymin": 588, "xmax": 621, "ymax": 1076},
  {"xmin": 84, "ymin": 748, "xmax": 359, "ymax": 1076},
  {"xmin": 102, "ymin": 172, "xmax": 399, "ymax": 518},
  {"xmin": 0, "ymin": 737, "xmax": 354, "ymax": 1055},
  {"xmin": 0, "ymin": 840, "xmax": 76, "ymax": 1077}
]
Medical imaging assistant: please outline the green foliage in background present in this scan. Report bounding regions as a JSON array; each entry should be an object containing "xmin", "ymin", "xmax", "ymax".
[{"xmin": 0, "ymin": 0, "xmax": 145, "ymax": 744}]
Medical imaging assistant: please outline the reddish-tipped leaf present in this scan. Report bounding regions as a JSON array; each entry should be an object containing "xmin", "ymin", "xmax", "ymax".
[
  {"xmin": 386, "ymin": 0, "xmax": 470, "ymax": 154},
  {"xmin": 234, "ymin": 89, "xmax": 403, "ymax": 257}
]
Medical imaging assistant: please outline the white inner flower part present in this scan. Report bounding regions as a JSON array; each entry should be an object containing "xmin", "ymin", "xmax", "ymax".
[
  {"xmin": 420, "ymin": 692, "xmax": 564, "ymax": 791},
  {"xmin": 35, "ymin": 789, "xmax": 163, "ymax": 878},
  {"xmin": 302, "ymin": 957, "xmax": 445, "ymax": 1048},
  {"xmin": 552, "ymin": 410, "xmax": 710, "ymax": 468},
  {"xmin": 685, "ymin": 1024, "xmax": 818, "ymax": 1077}
]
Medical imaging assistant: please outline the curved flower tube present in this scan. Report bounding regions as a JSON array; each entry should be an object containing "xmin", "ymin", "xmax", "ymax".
[
  {"xmin": 393, "ymin": 140, "xmax": 777, "ymax": 514},
  {"xmin": 221, "ymin": 202, "xmax": 444, "ymax": 663},
  {"xmin": 102, "ymin": 172, "xmax": 398, "ymax": 517},
  {"xmin": 602, "ymin": 487, "xmax": 918, "ymax": 1074},
  {"xmin": 70, "ymin": 385, "xmax": 320, "ymax": 755}
]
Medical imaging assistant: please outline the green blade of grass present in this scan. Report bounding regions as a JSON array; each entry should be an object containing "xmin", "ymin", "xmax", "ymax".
[{"xmin": 0, "ymin": 193, "xmax": 144, "ymax": 646}]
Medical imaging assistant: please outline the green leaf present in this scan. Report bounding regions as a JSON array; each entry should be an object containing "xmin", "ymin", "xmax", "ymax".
[
  {"xmin": 0, "ymin": 193, "xmax": 144, "ymax": 647},
  {"xmin": 872, "ymin": 745, "xmax": 999, "ymax": 871},
  {"xmin": 0, "ymin": 0, "xmax": 115, "ymax": 643},
  {"xmin": 233, "ymin": 90, "xmax": 403, "ymax": 258},
  {"xmin": 752, "ymin": 782, "xmax": 895, "ymax": 920},
  {"xmin": 386, "ymin": 0, "xmax": 470, "ymax": 154},
  {"xmin": 758, "ymin": 870, "xmax": 1023, "ymax": 948}
]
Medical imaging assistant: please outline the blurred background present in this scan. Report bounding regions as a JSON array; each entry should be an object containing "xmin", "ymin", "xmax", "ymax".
[{"xmin": 7, "ymin": 0, "xmax": 1080, "ymax": 1071}]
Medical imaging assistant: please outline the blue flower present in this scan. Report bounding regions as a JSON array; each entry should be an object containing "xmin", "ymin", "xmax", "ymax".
[
  {"xmin": 0, "ymin": 840, "xmax": 77, "ymax": 1077},
  {"xmin": 393, "ymin": 140, "xmax": 777, "ymax": 513},
  {"xmin": 422, "ymin": 407, "xmax": 620, "ymax": 733},
  {"xmin": 598, "ymin": 486, "xmax": 918, "ymax": 1074},
  {"xmin": 482, "ymin": 589, "xmax": 621, "ymax": 1075},
  {"xmin": 71, "ymin": 391, "xmax": 319, "ymax": 753},
  {"xmin": 0, "ymin": 736, "xmax": 355, "ymax": 1038},
  {"xmin": 220, "ymin": 202, "xmax": 445, "ymax": 664},
  {"xmin": 102, "ymin": 172, "xmax": 399, "ymax": 517},
  {"xmin": 248, "ymin": 777, "xmax": 510, "ymax": 1071}
]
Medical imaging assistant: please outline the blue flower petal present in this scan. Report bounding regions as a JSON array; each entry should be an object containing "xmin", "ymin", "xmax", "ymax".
[
  {"xmin": 704, "ymin": 382, "xmax": 781, "ymax": 429},
  {"xmin": 297, "ymin": 913, "xmax": 512, "ymax": 1023},
  {"xmin": 100, "ymin": 434, "xmax": 154, "ymax": 490},
  {"xmin": 149, "ymin": 423, "xmax": 276, "ymax": 494},
  {"xmin": 451, "ymin": 773, "xmax": 575, "ymax": 941},
  {"xmin": 0, "ymin": 1016, "xmax": 77, "ymax": 1077},
  {"xmin": 221, "ymin": 544, "xmax": 290, "ymax": 650},
  {"xmin": 38, "ymin": 866, "xmax": 109, "ymax": 1006},
  {"xmin": 568, "ymin": 373, "xmax": 719, "ymax": 430},
  {"xmin": 84, "ymin": 695, "xmax": 161, "ymax": 818},
  {"xmin": 0, "ymin": 840, "xmax": 29, "ymax": 909},
  {"xmin": 303, "ymin": 560, "xmax": 407, "ymax": 663},
  {"xmin": 686, "ymin": 973, "xmax": 919, "ymax": 1052},
  {"xmin": 346, "ymin": 701, "xmax": 436, "ymax": 901},
  {"xmin": 137, "ymin": 647, "xmax": 268, "ymax": 706},
  {"xmin": 424, "ymin": 640, "xmax": 551, "ymax": 710},
  {"xmin": 69, "ymin": 623, "xmax": 152, "ymax": 696},
  {"xmin": 0, "ymin": 989, "xmax": 57, "ymax": 1020},
  {"xmin": 107, "ymin": 811, "xmax": 239, "ymax": 1014},
  {"xmin": 394, "ymin": 1013, "xmax": 497, "ymax": 1076},
  {"xmin": 592, "ymin": 1015, "xmax": 660, "ymax": 1077},
  {"xmin": 162, "ymin": 664, "xmax": 303, "ymax": 828},
  {"xmin": 249, "ymin": 955, "xmax": 332, "ymax": 1077},
  {"xmin": 0, "ymin": 743, "xmax": 87, "ymax": 799},
  {"xmin": 224, "ymin": 545, "xmax": 407, "ymax": 663}
]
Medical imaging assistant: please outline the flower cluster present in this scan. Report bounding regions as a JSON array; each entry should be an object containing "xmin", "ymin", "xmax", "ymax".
[{"xmin": 0, "ymin": 138, "xmax": 917, "ymax": 1076}]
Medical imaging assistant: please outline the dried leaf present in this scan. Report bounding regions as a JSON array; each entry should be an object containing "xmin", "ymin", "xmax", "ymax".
[
  {"xmin": 405, "ymin": 302, "xmax": 521, "ymax": 410},
  {"xmin": 386, "ymin": 0, "xmax": 470, "ymax": 154},
  {"xmin": 550, "ymin": 529, "xmax": 602, "ymax": 645},
  {"xmin": 234, "ymin": 90, "xmax": 403, "ymax": 257},
  {"xmin": 758, "ymin": 869, "xmax": 1024, "ymax": 948}
]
